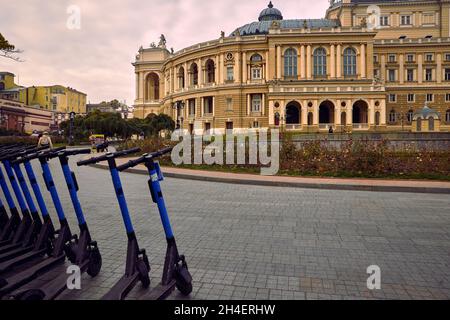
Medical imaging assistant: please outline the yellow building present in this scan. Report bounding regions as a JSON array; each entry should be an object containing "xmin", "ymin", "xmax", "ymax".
[
  {"xmin": 0, "ymin": 72, "xmax": 87, "ymax": 115},
  {"xmin": 133, "ymin": 0, "xmax": 450, "ymax": 133}
]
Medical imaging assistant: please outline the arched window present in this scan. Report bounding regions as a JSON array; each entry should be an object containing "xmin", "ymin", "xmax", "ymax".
[
  {"xmin": 429, "ymin": 117, "xmax": 435, "ymax": 131},
  {"xmin": 313, "ymin": 48, "xmax": 327, "ymax": 77},
  {"xmin": 375, "ymin": 112, "xmax": 380, "ymax": 126},
  {"xmin": 284, "ymin": 48, "xmax": 297, "ymax": 77},
  {"xmin": 250, "ymin": 54, "xmax": 263, "ymax": 80},
  {"xmin": 145, "ymin": 73, "xmax": 159, "ymax": 101},
  {"xmin": 190, "ymin": 63, "xmax": 198, "ymax": 86},
  {"xmin": 251, "ymin": 54, "xmax": 263, "ymax": 62},
  {"xmin": 343, "ymin": 47, "xmax": 357, "ymax": 76},
  {"xmin": 206, "ymin": 59, "xmax": 215, "ymax": 83},
  {"xmin": 0, "ymin": 82, "xmax": 4, "ymax": 91},
  {"xmin": 389, "ymin": 109, "xmax": 397, "ymax": 123},
  {"xmin": 178, "ymin": 67, "xmax": 185, "ymax": 89},
  {"xmin": 446, "ymin": 109, "xmax": 450, "ymax": 123},
  {"xmin": 407, "ymin": 109, "xmax": 414, "ymax": 123}
]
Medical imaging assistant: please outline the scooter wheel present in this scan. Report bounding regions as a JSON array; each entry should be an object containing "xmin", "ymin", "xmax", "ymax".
[
  {"xmin": 87, "ymin": 247, "xmax": 102, "ymax": 277},
  {"xmin": 137, "ymin": 259, "xmax": 150, "ymax": 288},
  {"xmin": 17, "ymin": 290, "xmax": 45, "ymax": 300},
  {"xmin": 175, "ymin": 267, "xmax": 193, "ymax": 296}
]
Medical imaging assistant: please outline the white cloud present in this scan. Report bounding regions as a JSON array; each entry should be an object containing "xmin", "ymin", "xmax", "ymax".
[{"xmin": 0, "ymin": 0, "xmax": 329, "ymax": 106}]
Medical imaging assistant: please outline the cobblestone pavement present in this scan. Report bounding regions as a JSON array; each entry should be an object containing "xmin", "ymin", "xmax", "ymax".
[{"xmin": 1, "ymin": 156, "xmax": 449, "ymax": 300}]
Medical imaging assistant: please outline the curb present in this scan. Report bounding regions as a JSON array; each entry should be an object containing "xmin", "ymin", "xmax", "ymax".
[{"xmin": 90, "ymin": 163, "xmax": 450, "ymax": 195}]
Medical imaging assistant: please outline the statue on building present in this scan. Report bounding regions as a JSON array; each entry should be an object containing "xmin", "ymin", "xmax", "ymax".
[
  {"xmin": 220, "ymin": 31, "xmax": 225, "ymax": 38},
  {"xmin": 150, "ymin": 42, "xmax": 156, "ymax": 48},
  {"xmin": 159, "ymin": 34, "xmax": 167, "ymax": 47},
  {"xmin": 170, "ymin": 47, "xmax": 174, "ymax": 54}
]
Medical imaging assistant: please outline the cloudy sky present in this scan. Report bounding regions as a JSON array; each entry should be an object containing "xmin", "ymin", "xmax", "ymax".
[{"xmin": 0, "ymin": 0, "xmax": 329, "ymax": 105}]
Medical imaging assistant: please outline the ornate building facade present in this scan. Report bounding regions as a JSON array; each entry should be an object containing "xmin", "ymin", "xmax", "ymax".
[{"xmin": 133, "ymin": 0, "xmax": 450, "ymax": 133}]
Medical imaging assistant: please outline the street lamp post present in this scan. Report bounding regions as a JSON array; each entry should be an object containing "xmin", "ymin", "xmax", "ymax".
[
  {"xmin": 172, "ymin": 100, "xmax": 185, "ymax": 132},
  {"xmin": 68, "ymin": 111, "xmax": 76, "ymax": 146}
]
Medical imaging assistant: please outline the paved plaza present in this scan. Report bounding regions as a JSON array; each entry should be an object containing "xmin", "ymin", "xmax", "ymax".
[{"xmin": 1, "ymin": 156, "xmax": 450, "ymax": 300}]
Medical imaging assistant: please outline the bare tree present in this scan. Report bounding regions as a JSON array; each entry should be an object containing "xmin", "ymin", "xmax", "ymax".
[{"xmin": 0, "ymin": 33, "xmax": 23, "ymax": 61}]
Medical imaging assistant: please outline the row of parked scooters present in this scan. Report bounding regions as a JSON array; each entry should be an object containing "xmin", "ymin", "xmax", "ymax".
[{"xmin": 0, "ymin": 144, "xmax": 192, "ymax": 300}]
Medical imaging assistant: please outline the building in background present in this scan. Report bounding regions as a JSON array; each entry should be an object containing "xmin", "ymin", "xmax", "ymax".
[
  {"xmin": 0, "ymin": 71, "xmax": 87, "ymax": 132},
  {"xmin": 133, "ymin": 1, "xmax": 450, "ymax": 133},
  {"xmin": 87, "ymin": 99, "xmax": 133, "ymax": 119}
]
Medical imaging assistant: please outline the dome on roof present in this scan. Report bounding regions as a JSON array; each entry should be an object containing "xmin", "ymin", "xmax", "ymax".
[{"xmin": 259, "ymin": 2, "xmax": 283, "ymax": 22}]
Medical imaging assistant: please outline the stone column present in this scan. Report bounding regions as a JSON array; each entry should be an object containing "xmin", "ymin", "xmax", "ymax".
[
  {"xmin": 336, "ymin": 44, "xmax": 342, "ymax": 78},
  {"xmin": 369, "ymin": 99, "xmax": 375, "ymax": 126},
  {"xmin": 243, "ymin": 52, "xmax": 248, "ymax": 83},
  {"xmin": 330, "ymin": 44, "xmax": 336, "ymax": 78},
  {"xmin": 380, "ymin": 54, "xmax": 386, "ymax": 81},
  {"xmin": 184, "ymin": 62, "xmax": 188, "ymax": 88},
  {"xmin": 276, "ymin": 45, "xmax": 282, "ymax": 79},
  {"xmin": 418, "ymin": 54, "xmax": 423, "ymax": 84},
  {"xmin": 399, "ymin": 54, "xmax": 404, "ymax": 84},
  {"xmin": 247, "ymin": 94, "xmax": 251, "ymax": 115},
  {"xmin": 219, "ymin": 54, "xmax": 224, "ymax": 84},
  {"xmin": 306, "ymin": 45, "xmax": 312, "ymax": 79},
  {"xmin": 313, "ymin": 101, "xmax": 319, "ymax": 125},
  {"xmin": 215, "ymin": 55, "xmax": 219, "ymax": 84},
  {"xmin": 301, "ymin": 100, "xmax": 308, "ymax": 126},
  {"xmin": 262, "ymin": 94, "xmax": 265, "ymax": 115},
  {"xmin": 297, "ymin": 47, "xmax": 301, "ymax": 79},
  {"xmin": 437, "ymin": 53, "xmax": 442, "ymax": 83},
  {"xmin": 265, "ymin": 51, "xmax": 270, "ymax": 81},
  {"xmin": 360, "ymin": 43, "xmax": 366, "ymax": 79},
  {"xmin": 300, "ymin": 45, "xmax": 306, "ymax": 79},
  {"xmin": 198, "ymin": 59, "xmax": 203, "ymax": 85}
]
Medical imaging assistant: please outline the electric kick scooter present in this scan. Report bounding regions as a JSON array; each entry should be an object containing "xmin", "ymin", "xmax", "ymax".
[
  {"xmin": 0, "ymin": 148, "xmax": 76, "ymax": 297},
  {"xmin": 77, "ymin": 147, "xmax": 151, "ymax": 300},
  {"xmin": 0, "ymin": 147, "xmax": 65, "ymax": 263},
  {"xmin": 0, "ymin": 146, "xmax": 47, "ymax": 250},
  {"xmin": 117, "ymin": 147, "xmax": 193, "ymax": 299},
  {"xmin": 8, "ymin": 148, "xmax": 102, "ymax": 300}
]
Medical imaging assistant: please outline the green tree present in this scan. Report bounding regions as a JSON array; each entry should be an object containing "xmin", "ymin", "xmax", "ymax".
[{"xmin": 0, "ymin": 33, "xmax": 22, "ymax": 61}]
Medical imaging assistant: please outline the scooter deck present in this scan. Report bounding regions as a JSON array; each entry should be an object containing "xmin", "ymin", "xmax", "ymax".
[
  {"xmin": 0, "ymin": 254, "xmax": 65, "ymax": 297},
  {"xmin": 102, "ymin": 273, "xmax": 140, "ymax": 300},
  {"xmin": 0, "ymin": 245, "xmax": 34, "ymax": 263},
  {"xmin": 141, "ymin": 280, "xmax": 176, "ymax": 301}
]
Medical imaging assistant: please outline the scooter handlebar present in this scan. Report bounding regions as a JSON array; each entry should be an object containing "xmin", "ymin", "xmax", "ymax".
[
  {"xmin": 77, "ymin": 147, "xmax": 141, "ymax": 166},
  {"xmin": 13, "ymin": 147, "xmax": 66, "ymax": 164},
  {"xmin": 117, "ymin": 147, "xmax": 172, "ymax": 172},
  {"xmin": 0, "ymin": 145, "xmax": 47, "ymax": 161},
  {"xmin": 59, "ymin": 148, "xmax": 91, "ymax": 157}
]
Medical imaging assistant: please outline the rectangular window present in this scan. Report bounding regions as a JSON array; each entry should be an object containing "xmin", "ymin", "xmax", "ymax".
[
  {"xmin": 380, "ymin": 16, "xmax": 389, "ymax": 26},
  {"xmin": 188, "ymin": 99, "xmax": 196, "ymax": 116},
  {"xmin": 446, "ymin": 93, "xmax": 450, "ymax": 102},
  {"xmin": 227, "ymin": 67, "xmax": 234, "ymax": 81},
  {"xmin": 226, "ymin": 97, "xmax": 233, "ymax": 111},
  {"xmin": 251, "ymin": 67, "xmax": 262, "ymax": 80},
  {"xmin": 389, "ymin": 94, "xmax": 397, "ymax": 102},
  {"xmin": 373, "ymin": 55, "xmax": 378, "ymax": 63},
  {"xmin": 401, "ymin": 15, "xmax": 411, "ymax": 26},
  {"xmin": 388, "ymin": 54, "xmax": 396, "ymax": 63},
  {"xmin": 426, "ymin": 94, "xmax": 434, "ymax": 102},
  {"xmin": 204, "ymin": 123, "xmax": 211, "ymax": 132},
  {"xmin": 374, "ymin": 69, "xmax": 380, "ymax": 78},
  {"xmin": 388, "ymin": 69, "xmax": 396, "ymax": 82},
  {"xmin": 203, "ymin": 97, "xmax": 213, "ymax": 115},
  {"xmin": 406, "ymin": 54, "xmax": 414, "ymax": 63},
  {"xmin": 445, "ymin": 69, "xmax": 450, "ymax": 81},
  {"xmin": 407, "ymin": 94, "xmax": 415, "ymax": 102},
  {"xmin": 425, "ymin": 69, "xmax": 433, "ymax": 81},
  {"xmin": 446, "ymin": 53, "xmax": 450, "ymax": 62},
  {"xmin": 226, "ymin": 121, "xmax": 233, "ymax": 130},
  {"xmin": 251, "ymin": 94, "xmax": 262, "ymax": 112},
  {"xmin": 407, "ymin": 69, "xmax": 414, "ymax": 82},
  {"xmin": 425, "ymin": 53, "xmax": 434, "ymax": 62},
  {"xmin": 252, "ymin": 121, "xmax": 259, "ymax": 128}
]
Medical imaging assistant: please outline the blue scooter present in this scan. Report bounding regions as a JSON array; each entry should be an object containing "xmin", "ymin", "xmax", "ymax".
[
  {"xmin": 8, "ymin": 148, "xmax": 102, "ymax": 300},
  {"xmin": 77, "ymin": 147, "xmax": 150, "ymax": 300},
  {"xmin": 117, "ymin": 147, "xmax": 192, "ymax": 299}
]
